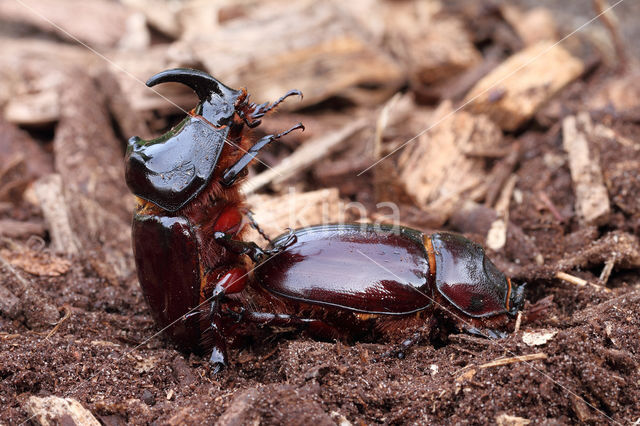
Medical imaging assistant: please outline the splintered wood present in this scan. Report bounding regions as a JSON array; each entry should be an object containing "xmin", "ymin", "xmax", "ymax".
[
  {"xmin": 466, "ymin": 42, "xmax": 584, "ymax": 130},
  {"xmin": 398, "ymin": 102, "xmax": 503, "ymax": 223},
  {"xmin": 562, "ymin": 113, "xmax": 610, "ymax": 226}
]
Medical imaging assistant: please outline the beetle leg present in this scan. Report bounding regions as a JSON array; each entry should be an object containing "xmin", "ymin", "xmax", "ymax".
[
  {"xmin": 249, "ymin": 89, "xmax": 303, "ymax": 120},
  {"xmin": 464, "ymin": 326, "xmax": 508, "ymax": 339},
  {"xmin": 233, "ymin": 310, "xmax": 340, "ymax": 340},
  {"xmin": 221, "ymin": 123, "xmax": 304, "ymax": 187},
  {"xmin": 213, "ymin": 232, "xmax": 266, "ymax": 262}
]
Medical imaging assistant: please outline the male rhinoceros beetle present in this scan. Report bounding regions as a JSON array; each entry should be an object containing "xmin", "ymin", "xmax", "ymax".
[
  {"xmin": 124, "ymin": 68, "xmax": 302, "ymax": 365},
  {"xmin": 125, "ymin": 69, "xmax": 528, "ymax": 372}
]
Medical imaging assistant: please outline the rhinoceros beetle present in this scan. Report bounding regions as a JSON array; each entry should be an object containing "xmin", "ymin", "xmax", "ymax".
[
  {"xmin": 125, "ymin": 69, "xmax": 527, "ymax": 371},
  {"xmin": 125, "ymin": 68, "xmax": 302, "ymax": 364},
  {"xmin": 213, "ymin": 224, "xmax": 525, "ymax": 363}
]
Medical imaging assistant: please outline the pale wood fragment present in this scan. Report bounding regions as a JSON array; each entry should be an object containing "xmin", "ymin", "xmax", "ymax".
[
  {"xmin": 23, "ymin": 396, "xmax": 100, "ymax": 426},
  {"xmin": 398, "ymin": 102, "xmax": 503, "ymax": 222},
  {"xmin": 32, "ymin": 175, "xmax": 80, "ymax": 255},
  {"xmin": 562, "ymin": 113, "xmax": 610, "ymax": 226},
  {"xmin": 466, "ymin": 42, "xmax": 584, "ymax": 130},
  {"xmin": 4, "ymin": 90, "xmax": 59, "ymax": 127},
  {"xmin": 245, "ymin": 188, "xmax": 343, "ymax": 244},
  {"xmin": 496, "ymin": 413, "xmax": 531, "ymax": 426},
  {"xmin": 501, "ymin": 6, "xmax": 557, "ymax": 46}
]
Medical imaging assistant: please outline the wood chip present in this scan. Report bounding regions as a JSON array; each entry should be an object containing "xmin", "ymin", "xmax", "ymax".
[
  {"xmin": 522, "ymin": 330, "xmax": 557, "ymax": 346},
  {"xmin": 23, "ymin": 395, "xmax": 100, "ymax": 426},
  {"xmin": 32, "ymin": 175, "xmax": 81, "ymax": 255},
  {"xmin": 562, "ymin": 113, "xmax": 610, "ymax": 226},
  {"xmin": 4, "ymin": 90, "xmax": 59, "ymax": 127},
  {"xmin": 501, "ymin": 6, "xmax": 557, "ymax": 46},
  {"xmin": 496, "ymin": 413, "xmax": 531, "ymax": 426},
  {"xmin": 0, "ymin": 248, "xmax": 70, "ymax": 277},
  {"xmin": 245, "ymin": 188, "xmax": 342, "ymax": 243},
  {"xmin": 466, "ymin": 42, "xmax": 584, "ymax": 130},
  {"xmin": 479, "ymin": 353, "xmax": 547, "ymax": 368},
  {"xmin": 398, "ymin": 102, "xmax": 503, "ymax": 222}
]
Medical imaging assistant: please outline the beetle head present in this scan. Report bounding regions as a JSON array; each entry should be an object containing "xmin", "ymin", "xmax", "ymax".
[
  {"xmin": 125, "ymin": 68, "xmax": 242, "ymax": 212},
  {"xmin": 430, "ymin": 233, "xmax": 523, "ymax": 319}
]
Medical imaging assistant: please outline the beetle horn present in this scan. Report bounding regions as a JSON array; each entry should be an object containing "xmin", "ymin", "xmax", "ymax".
[{"xmin": 146, "ymin": 68, "xmax": 224, "ymax": 102}]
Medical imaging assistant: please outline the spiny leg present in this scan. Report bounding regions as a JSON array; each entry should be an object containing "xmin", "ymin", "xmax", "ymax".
[
  {"xmin": 238, "ymin": 89, "xmax": 303, "ymax": 128},
  {"xmin": 221, "ymin": 122, "xmax": 304, "ymax": 187}
]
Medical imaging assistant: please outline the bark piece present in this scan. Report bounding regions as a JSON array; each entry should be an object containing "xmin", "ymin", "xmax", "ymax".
[
  {"xmin": 245, "ymin": 188, "xmax": 342, "ymax": 244},
  {"xmin": 32, "ymin": 175, "xmax": 80, "ymax": 255},
  {"xmin": 189, "ymin": 1, "xmax": 403, "ymax": 109},
  {"xmin": 466, "ymin": 42, "xmax": 584, "ymax": 131},
  {"xmin": 23, "ymin": 396, "xmax": 100, "ymax": 426},
  {"xmin": 0, "ymin": 0, "xmax": 132, "ymax": 48},
  {"xmin": 0, "ymin": 220, "xmax": 46, "ymax": 239},
  {"xmin": 0, "ymin": 248, "xmax": 70, "ymax": 277},
  {"xmin": 562, "ymin": 113, "xmax": 610, "ymax": 226},
  {"xmin": 4, "ymin": 90, "xmax": 59, "ymax": 127},
  {"xmin": 398, "ymin": 102, "xmax": 503, "ymax": 223},
  {"xmin": 501, "ymin": 6, "xmax": 557, "ymax": 46},
  {"xmin": 383, "ymin": 2, "xmax": 481, "ymax": 86}
]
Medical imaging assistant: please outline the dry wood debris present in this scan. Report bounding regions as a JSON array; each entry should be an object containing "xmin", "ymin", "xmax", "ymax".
[
  {"xmin": 562, "ymin": 112, "xmax": 610, "ymax": 225},
  {"xmin": 466, "ymin": 42, "xmax": 584, "ymax": 130},
  {"xmin": 398, "ymin": 102, "xmax": 504, "ymax": 224}
]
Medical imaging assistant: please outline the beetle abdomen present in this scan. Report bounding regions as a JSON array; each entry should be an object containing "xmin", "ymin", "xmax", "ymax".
[
  {"xmin": 255, "ymin": 224, "xmax": 433, "ymax": 315},
  {"xmin": 132, "ymin": 213, "xmax": 202, "ymax": 352}
]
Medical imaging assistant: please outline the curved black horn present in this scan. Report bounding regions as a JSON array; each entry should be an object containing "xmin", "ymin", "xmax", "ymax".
[{"xmin": 146, "ymin": 68, "xmax": 223, "ymax": 102}]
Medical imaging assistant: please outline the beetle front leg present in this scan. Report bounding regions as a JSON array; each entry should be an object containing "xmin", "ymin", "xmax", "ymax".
[
  {"xmin": 233, "ymin": 310, "xmax": 340, "ymax": 341},
  {"xmin": 221, "ymin": 123, "xmax": 304, "ymax": 187}
]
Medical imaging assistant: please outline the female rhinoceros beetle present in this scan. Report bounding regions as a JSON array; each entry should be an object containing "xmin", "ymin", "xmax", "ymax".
[
  {"xmin": 213, "ymin": 224, "xmax": 526, "ymax": 363},
  {"xmin": 125, "ymin": 69, "xmax": 528, "ymax": 371}
]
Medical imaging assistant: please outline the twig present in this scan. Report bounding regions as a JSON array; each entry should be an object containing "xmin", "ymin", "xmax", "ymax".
[
  {"xmin": 241, "ymin": 118, "xmax": 368, "ymax": 195},
  {"xmin": 45, "ymin": 305, "xmax": 72, "ymax": 340},
  {"xmin": 514, "ymin": 311, "xmax": 523, "ymax": 334},
  {"xmin": 556, "ymin": 271, "xmax": 611, "ymax": 292},
  {"xmin": 593, "ymin": 0, "xmax": 628, "ymax": 73},
  {"xmin": 537, "ymin": 191, "xmax": 565, "ymax": 223},
  {"xmin": 479, "ymin": 352, "xmax": 547, "ymax": 369},
  {"xmin": 599, "ymin": 256, "xmax": 616, "ymax": 285}
]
